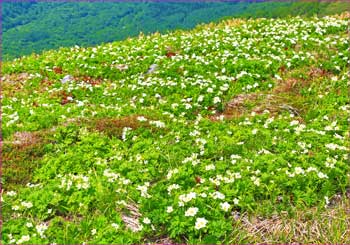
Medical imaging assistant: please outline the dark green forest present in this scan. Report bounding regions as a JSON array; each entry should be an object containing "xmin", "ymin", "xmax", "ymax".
[{"xmin": 2, "ymin": 1, "xmax": 350, "ymax": 61}]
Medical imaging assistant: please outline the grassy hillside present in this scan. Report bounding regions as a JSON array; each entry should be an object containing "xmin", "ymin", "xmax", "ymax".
[
  {"xmin": 1, "ymin": 12, "xmax": 350, "ymax": 244},
  {"xmin": 2, "ymin": 1, "xmax": 350, "ymax": 60}
]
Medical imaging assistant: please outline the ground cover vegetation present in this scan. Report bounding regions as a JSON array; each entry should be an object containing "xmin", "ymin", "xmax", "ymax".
[
  {"xmin": 1, "ymin": 11, "xmax": 350, "ymax": 244},
  {"xmin": 2, "ymin": 1, "xmax": 350, "ymax": 60}
]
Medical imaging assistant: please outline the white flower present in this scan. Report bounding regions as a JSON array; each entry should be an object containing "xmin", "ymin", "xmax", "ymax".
[
  {"xmin": 230, "ymin": 154, "xmax": 241, "ymax": 160},
  {"xmin": 134, "ymin": 224, "xmax": 143, "ymax": 232},
  {"xmin": 21, "ymin": 201, "xmax": 33, "ymax": 209},
  {"xmin": 325, "ymin": 157, "xmax": 336, "ymax": 168},
  {"xmin": 251, "ymin": 176, "xmax": 260, "ymax": 186},
  {"xmin": 233, "ymin": 198, "xmax": 239, "ymax": 205},
  {"xmin": 200, "ymin": 193, "xmax": 207, "ymax": 198},
  {"xmin": 220, "ymin": 83, "xmax": 229, "ymax": 91},
  {"xmin": 166, "ymin": 169, "xmax": 179, "ymax": 180},
  {"xmin": 166, "ymin": 206, "xmax": 174, "ymax": 213},
  {"xmin": 220, "ymin": 202, "xmax": 230, "ymax": 212},
  {"xmin": 295, "ymin": 167, "xmax": 305, "ymax": 175},
  {"xmin": 91, "ymin": 229, "xmax": 97, "ymax": 235},
  {"xmin": 306, "ymin": 167, "xmax": 317, "ymax": 172},
  {"xmin": 6, "ymin": 191, "xmax": 17, "ymax": 197},
  {"xmin": 290, "ymin": 120, "xmax": 299, "ymax": 126},
  {"xmin": 213, "ymin": 97, "xmax": 221, "ymax": 104},
  {"xmin": 195, "ymin": 217, "xmax": 208, "ymax": 230},
  {"xmin": 324, "ymin": 196, "xmax": 330, "ymax": 208},
  {"xmin": 317, "ymin": 172, "xmax": 328, "ymax": 179},
  {"xmin": 275, "ymin": 74, "xmax": 282, "ymax": 80},
  {"xmin": 12, "ymin": 205, "xmax": 20, "ymax": 211},
  {"xmin": 334, "ymin": 133, "xmax": 344, "ymax": 140},
  {"xmin": 325, "ymin": 143, "xmax": 347, "ymax": 151},
  {"xmin": 36, "ymin": 223, "xmax": 48, "ymax": 238},
  {"xmin": 149, "ymin": 120, "xmax": 165, "ymax": 128},
  {"xmin": 295, "ymin": 124, "xmax": 306, "ymax": 134},
  {"xmin": 111, "ymin": 223, "xmax": 119, "ymax": 230},
  {"xmin": 197, "ymin": 95, "xmax": 204, "ymax": 102},
  {"xmin": 143, "ymin": 217, "xmax": 151, "ymax": 224},
  {"xmin": 167, "ymin": 184, "xmax": 180, "ymax": 194},
  {"xmin": 26, "ymin": 222, "xmax": 33, "ymax": 228},
  {"xmin": 137, "ymin": 116, "xmax": 147, "ymax": 122},
  {"xmin": 211, "ymin": 191, "xmax": 225, "ymax": 200},
  {"xmin": 137, "ymin": 182, "xmax": 151, "ymax": 198},
  {"xmin": 205, "ymin": 164, "xmax": 215, "ymax": 171},
  {"xmin": 185, "ymin": 207, "xmax": 198, "ymax": 217},
  {"xmin": 17, "ymin": 235, "xmax": 30, "ymax": 244},
  {"xmin": 252, "ymin": 129, "xmax": 258, "ymax": 135},
  {"xmin": 76, "ymin": 100, "xmax": 84, "ymax": 107},
  {"xmin": 184, "ymin": 103, "xmax": 192, "ymax": 110},
  {"xmin": 179, "ymin": 192, "xmax": 197, "ymax": 203}
]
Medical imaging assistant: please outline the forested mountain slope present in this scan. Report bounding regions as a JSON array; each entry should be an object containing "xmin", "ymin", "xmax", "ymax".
[{"xmin": 2, "ymin": 1, "xmax": 350, "ymax": 60}]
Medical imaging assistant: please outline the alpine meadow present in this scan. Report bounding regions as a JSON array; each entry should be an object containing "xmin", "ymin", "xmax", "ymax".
[{"xmin": 1, "ymin": 2, "xmax": 350, "ymax": 244}]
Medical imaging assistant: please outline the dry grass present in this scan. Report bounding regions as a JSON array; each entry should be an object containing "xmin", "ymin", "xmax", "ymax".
[
  {"xmin": 233, "ymin": 195, "xmax": 350, "ymax": 243},
  {"xmin": 121, "ymin": 202, "xmax": 142, "ymax": 233},
  {"xmin": 121, "ymin": 202, "xmax": 175, "ymax": 244},
  {"xmin": 198, "ymin": 17, "xmax": 247, "ymax": 31},
  {"xmin": 337, "ymin": 11, "xmax": 350, "ymax": 20}
]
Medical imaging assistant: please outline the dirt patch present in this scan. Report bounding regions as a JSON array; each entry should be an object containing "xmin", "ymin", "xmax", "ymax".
[
  {"xmin": 210, "ymin": 93, "xmax": 259, "ymax": 120},
  {"xmin": 93, "ymin": 115, "xmax": 149, "ymax": 138},
  {"xmin": 251, "ymin": 94, "xmax": 305, "ymax": 116},
  {"xmin": 210, "ymin": 66, "xmax": 331, "ymax": 121},
  {"xmin": 2, "ymin": 131, "xmax": 53, "ymax": 190},
  {"xmin": 1, "ymin": 73, "xmax": 31, "ymax": 96},
  {"xmin": 274, "ymin": 67, "xmax": 330, "ymax": 94},
  {"xmin": 338, "ymin": 11, "xmax": 350, "ymax": 20},
  {"xmin": 1, "ymin": 73, "xmax": 30, "ymax": 84},
  {"xmin": 274, "ymin": 77, "xmax": 304, "ymax": 94},
  {"xmin": 11, "ymin": 131, "xmax": 42, "ymax": 147},
  {"xmin": 74, "ymin": 75, "xmax": 104, "ymax": 87},
  {"xmin": 210, "ymin": 92, "xmax": 305, "ymax": 121},
  {"xmin": 48, "ymin": 90, "xmax": 74, "ymax": 105}
]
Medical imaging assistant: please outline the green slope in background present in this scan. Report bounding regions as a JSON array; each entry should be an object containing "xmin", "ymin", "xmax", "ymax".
[{"xmin": 2, "ymin": 1, "xmax": 349, "ymax": 60}]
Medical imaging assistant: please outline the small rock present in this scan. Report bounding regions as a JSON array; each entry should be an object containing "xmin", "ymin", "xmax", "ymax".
[
  {"xmin": 145, "ymin": 64, "xmax": 158, "ymax": 74},
  {"xmin": 61, "ymin": 75, "xmax": 73, "ymax": 84},
  {"xmin": 113, "ymin": 64, "xmax": 128, "ymax": 71},
  {"xmin": 232, "ymin": 211, "xmax": 240, "ymax": 220}
]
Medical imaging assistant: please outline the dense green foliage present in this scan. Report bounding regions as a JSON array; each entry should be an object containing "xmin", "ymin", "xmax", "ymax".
[
  {"xmin": 2, "ymin": 12, "xmax": 349, "ymax": 243},
  {"xmin": 3, "ymin": 1, "xmax": 350, "ymax": 60}
]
